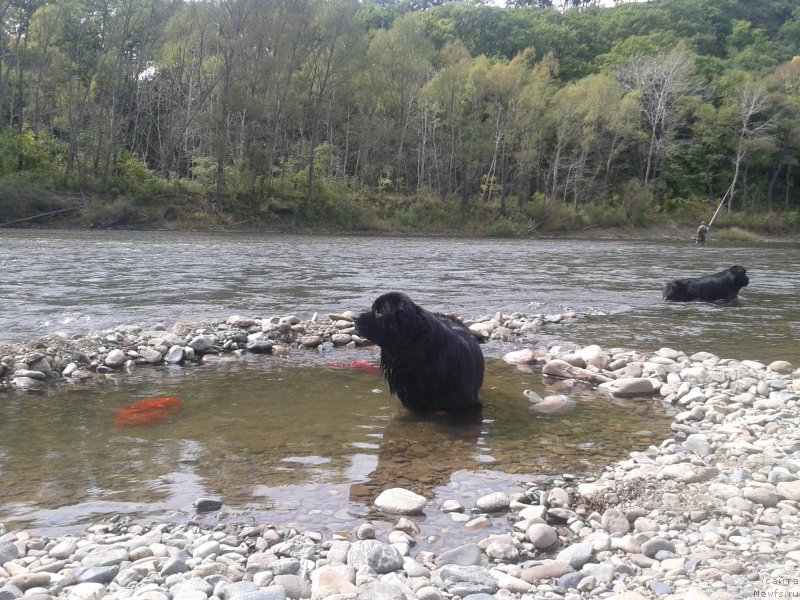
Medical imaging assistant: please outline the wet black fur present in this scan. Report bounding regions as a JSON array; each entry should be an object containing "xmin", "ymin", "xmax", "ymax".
[
  {"xmin": 663, "ymin": 265, "xmax": 749, "ymax": 302},
  {"xmin": 354, "ymin": 292, "xmax": 484, "ymax": 412}
]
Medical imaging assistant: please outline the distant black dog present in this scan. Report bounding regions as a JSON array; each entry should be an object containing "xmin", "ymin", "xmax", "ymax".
[
  {"xmin": 354, "ymin": 292, "xmax": 484, "ymax": 412},
  {"xmin": 663, "ymin": 265, "xmax": 749, "ymax": 302}
]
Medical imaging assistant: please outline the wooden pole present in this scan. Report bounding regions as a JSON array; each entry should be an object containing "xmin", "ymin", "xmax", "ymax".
[{"xmin": 707, "ymin": 196, "xmax": 727, "ymax": 229}]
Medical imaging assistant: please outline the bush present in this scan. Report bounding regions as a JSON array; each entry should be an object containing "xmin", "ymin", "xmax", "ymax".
[
  {"xmin": 523, "ymin": 194, "xmax": 583, "ymax": 231},
  {"xmin": 616, "ymin": 179, "xmax": 656, "ymax": 226},
  {"xmin": 713, "ymin": 226, "xmax": 760, "ymax": 241},
  {"xmin": 396, "ymin": 198, "xmax": 453, "ymax": 231},
  {"xmin": 0, "ymin": 172, "xmax": 64, "ymax": 222},
  {"xmin": 483, "ymin": 217, "xmax": 519, "ymax": 237}
]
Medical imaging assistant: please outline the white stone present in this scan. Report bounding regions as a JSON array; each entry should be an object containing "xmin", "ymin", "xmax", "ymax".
[{"xmin": 374, "ymin": 488, "xmax": 427, "ymax": 514}]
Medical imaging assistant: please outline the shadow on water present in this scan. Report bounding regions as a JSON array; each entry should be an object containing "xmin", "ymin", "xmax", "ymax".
[{"xmin": 0, "ymin": 352, "xmax": 673, "ymax": 548}]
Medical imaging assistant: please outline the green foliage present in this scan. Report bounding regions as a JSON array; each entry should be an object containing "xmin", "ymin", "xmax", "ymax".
[
  {"xmin": 0, "ymin": 129, "xmax": 62, "ymax": 176},
  {"xmin": 396, "ymin": 198, "xmax": 453, "ymax": 231},
  {"xmin": 0, "ymin": 172, "xmax": 64, "ymax": 222},
  {"xmin": 713, "ymin": 226, "xmax": 760, "ymax": 241},
  {"xmin": 2, "ymin": 0, "xmax": 800, "ymax": 235},
  {"xmin": 483, "ymin": 217, "xmax": 520, "ymax": 238},
  {"xmin": 616, "ymin": 179, "xmax": 656, "ymax": 226},
  {"xmin": 523, "ymin": 193, "xmax": 584, "ymax": 232}
]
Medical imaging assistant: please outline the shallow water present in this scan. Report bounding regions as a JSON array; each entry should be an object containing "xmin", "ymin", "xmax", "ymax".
[
  {"xmin": 0, "ymin": 229, "xmax": 797, "ymax": 544},
  {"xmin": 0, "ymin": 352, "xmax": 672, "ymax": 547}
]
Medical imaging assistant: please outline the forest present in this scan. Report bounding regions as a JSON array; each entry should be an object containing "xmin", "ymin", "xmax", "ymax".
[{"xmin": 1, "ymin": 0, "xmax": 800, "ymax": 235}]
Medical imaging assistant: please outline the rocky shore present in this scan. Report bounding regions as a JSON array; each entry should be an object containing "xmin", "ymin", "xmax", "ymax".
[{"xmin": 1, "ymin": 310, "xmax": 799, "ymax": 600}]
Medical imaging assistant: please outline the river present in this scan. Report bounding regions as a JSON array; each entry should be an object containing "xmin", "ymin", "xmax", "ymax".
[{"xmin": 0, "ymin": 229, "xmax": 797, "ymax": 544}]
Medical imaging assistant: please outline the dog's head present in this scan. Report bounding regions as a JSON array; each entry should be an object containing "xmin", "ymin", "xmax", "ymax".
[
  {"xmin": 663, "ymin": 280, "xmax": 687, "ymax": 301},
  {"xmin": 728, "ymin": 265, "xmax": 749, "ymax": 290},
  {"xmin": 354, "ymin": 292, "xmax": 425, "ymax": 349}
]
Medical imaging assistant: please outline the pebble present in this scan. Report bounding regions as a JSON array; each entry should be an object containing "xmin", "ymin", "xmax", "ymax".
[{"xmin": 1, "ymin": 317, "xmax": 799, "ymax": 600}]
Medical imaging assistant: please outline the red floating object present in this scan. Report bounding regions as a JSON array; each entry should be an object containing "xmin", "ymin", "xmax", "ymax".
[
  {"xmin": 325, "ymin": 360, "xmax": 381, "ymax": 376},
  {"xmin": 115, "ymin": 397, "xmax": 182, "ymax": 427}
]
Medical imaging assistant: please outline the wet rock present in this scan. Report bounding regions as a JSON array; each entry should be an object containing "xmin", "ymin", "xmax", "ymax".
[
  {"xmin": 246, "ymin": 340, "xmax": 274, "ymax": 354},
  {"xmin": 598, "ymin": 377, "xmax": 655, "ymax": 397},
  {"xmin": 104, "ymin": 349, "xmax": 126, "ymax": 368},
  {"xmin": 194, "ymin": 497, "xmax": 223, "ymax": 511},
  {"xmin": 528, "ymin": 394, "xmax": 575, "ymax": 413},
  {"xmin": 542, "ymin": 359, "xmax": 610, "ymax": 385},
  {"xmin": 475, "ymin": 492, "xmax": 510, "ymax": 512},
  {"xmin": 374, "ymin": 488, "xmax": 427, "ymax": 514},
  {"xmin": 164, "ymin": 345, "xmax": 184, "ymax": 363},
  {"xmin": 188, "ymin": 335, "xmax": 215, "ymax": 354},
  {"xmin": 502, "ymin": 349, "xmax": 540, "ymax": 365}
]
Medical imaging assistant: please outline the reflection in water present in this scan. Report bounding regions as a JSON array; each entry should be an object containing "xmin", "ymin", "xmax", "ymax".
[{"xmin": 0, "ymin": 354, "xmax": 673, "ymax": 546}]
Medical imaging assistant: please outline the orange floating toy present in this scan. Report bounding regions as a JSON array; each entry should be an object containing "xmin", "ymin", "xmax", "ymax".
[
  {"xmin": 325, "ymin": 360, "xmax": 381, "ymax": 376},
  {"xmin": 114, "ymin": 397, "xmax": 182, "ymax": 427}
]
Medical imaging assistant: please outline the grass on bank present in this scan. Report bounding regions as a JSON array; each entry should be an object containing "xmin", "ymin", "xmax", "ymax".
[{"xmin": 0, "ymin": 145, "xmax": 798, "ymax": 238}]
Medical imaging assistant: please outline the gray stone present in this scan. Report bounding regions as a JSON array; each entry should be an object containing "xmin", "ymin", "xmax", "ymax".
[
  {"xmin": 0, "ymin": 541, "xmax": 19, "ymax": 564},
  {"xmin": 557, "ymin": 571, "xmax": 584, "ymax": 590},
  {"xmin": 777, "ymin": 480, "xmax": 800, "ymax": 501},
  {"xmin": 49, "ymin": 538, "xmax": 78, "ymax": 560},
  {"xmin": 192, "ymin": 540, "xmax": 221, "ymax": 559},
  {"xmin": 555, "ymin": 542, "xmax": 594, "ymax": 569},
  {"xmin": 81, "ymin": 545, "xmax": 128, "ymax": 567},
  {"xmin": 164, "ymin": 345, "xmax": 184, "ymax": 363},
  {"xmin": 188, "ymin": 335, "xmax": 215, "ymax": 354},
  {"xmin": 0, "ymin": 585, "xmax": 23, "ymax": 600},
  {"xmin": 641, "ymin": 538, "xmax": 676, "ymax": 559},
  {"xmin": 347, "ymin": 540, "xmax": 403, "ymax": 574},
  {"xmin": 246, "ymin": 340, "xmax": 274, "ymax": 354},
  {"xmin": 194, "ymin": 497, "xmax": 223, "ymax": 511},
  {"xmin": 160, "ymin": 550, "xmax": 190, "ymax": 576},
  {"xmin": 526, "ymin": 523, "xmax": 558, "ymax": 549},
  {"xmin": 435, "ymin": 565, "xmax": 497, "ymax": 597},
  {"xmin": 601, "ymin": 508, "xmax": 630, "ymax": 534},
  {"xmin": 71, "ymin": 566, "xmax": 118, "ymax": 584},
  {"xmin": 355, "ymin": 581, "xmax": 408, "ymax": 600},
  {"xmin": 272, "ymin": 575, "xmax": 309, "ymax": 599},
  {"xmin": 139, "ymin": 347, "xmax": 163, "ymax": 364},
  {"xmin": 63, "ymin": 582, "xmax": 106, "ymax": 600},
  {"xmin": 434, "ymin": 543, "xmax": 482, "ymax": 567},
  {"xmin": 684, "ymin": 434, "xmax": 712, "ymax": 458},
  {"xmin": 649, "ymin": 581, "xmax": 673, "ymax": 595},
  {"xmin": 598, "ymin": 377, "xmax": 654, "ymax": 397},
  {"xmin": 220, "ymin": 581, "xmax": 258, "ymax": 600},
  {"xmin": 104, "ymin": 349, "xmax": 127, "ymax": 368},
  {"xmin": 743, "ymin": 487, "xmax": 781, "ymax": 507}
]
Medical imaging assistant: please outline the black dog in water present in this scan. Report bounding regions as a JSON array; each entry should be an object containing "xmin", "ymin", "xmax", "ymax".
[
  {"xmin": 354, "ymin": 292, "xmax": 484, "ymax": 412},
  {"xmin": 663, "ymin": 265, "xmax": 749, "ymax": 302}
]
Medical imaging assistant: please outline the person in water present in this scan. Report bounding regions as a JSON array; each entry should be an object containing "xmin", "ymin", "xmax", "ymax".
[{"xmin": 695, "ymin": 221, "xmax": 708, "ymax": 246}]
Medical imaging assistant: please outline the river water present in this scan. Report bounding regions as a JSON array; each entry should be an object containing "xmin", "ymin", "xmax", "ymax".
[{"xmin": 0, "ymin": 229, "xmax": 797, "ymax": 545}]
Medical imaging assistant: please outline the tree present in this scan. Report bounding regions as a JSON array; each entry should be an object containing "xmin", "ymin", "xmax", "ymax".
[
  {"xmin": 617, "ymin": 44, "xmax": 698, "ymax": 187},
  {"xmin": 719, "ymin": 75, "xmax": 774, "ymax": 211}
]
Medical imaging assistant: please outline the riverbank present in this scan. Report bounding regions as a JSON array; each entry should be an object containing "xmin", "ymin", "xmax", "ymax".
[
  {"xmin": 1, "ymin": 311, "xmax": 799, "ymax": 599},
  {"xmin": 3, "ymin": 186, "xmax": 798, "ymax": 243}
]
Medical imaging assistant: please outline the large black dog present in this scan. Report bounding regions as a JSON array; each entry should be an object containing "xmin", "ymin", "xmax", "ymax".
[
  {"xmin": 663, "ymin": 265, "xmax": 749, "ymax": 302},
  {"xmin": 354, "ymin": 292, "xmax": 484, "ymax": 412}
]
